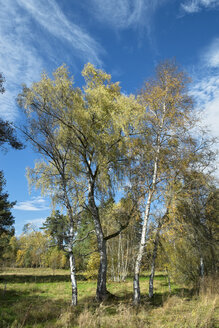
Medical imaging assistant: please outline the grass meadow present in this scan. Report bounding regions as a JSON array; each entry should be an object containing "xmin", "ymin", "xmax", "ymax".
[{"xmin": 0, "ymin": 268, "xmax": 218, "ymax": 328}]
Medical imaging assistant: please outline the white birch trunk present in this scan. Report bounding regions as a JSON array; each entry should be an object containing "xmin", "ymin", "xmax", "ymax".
[
  {"xmin": 200, "ymin": 257, "xmax": 204, "ymax": 278},
  {"xmin": 133, "ymin": 189, "xmax": 154, "ymax": 305},
  {"xmin": 117, "ymin": 233, "xmax": 121, "ymax": 281},
  {"xmin": 63, "ymin": 185, "xmax": 78, "ymax": 306},
  {"xmin": 133, "ymin": 103, "xmax": 166, "ymax": 305},
  {"xmin": 69, "ymin": 250, "xmax": 77, "ymax": 306},
  {"xmin": 68, "ymin": 224, "xmax": 77, "ymax": 306}
]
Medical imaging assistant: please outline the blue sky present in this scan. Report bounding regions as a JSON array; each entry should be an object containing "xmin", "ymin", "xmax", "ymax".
[{"xmin": 0, "ymin": 0, "xmax": 219, "ymax": 235}]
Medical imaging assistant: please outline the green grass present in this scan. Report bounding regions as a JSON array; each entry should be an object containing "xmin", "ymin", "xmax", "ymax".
[{"xmin": 0, "ymin": 268, "xmax": 218, "ymax": 328}]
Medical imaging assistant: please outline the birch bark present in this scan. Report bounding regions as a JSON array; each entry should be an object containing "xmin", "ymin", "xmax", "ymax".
[
  {"xmin": 64, "ymin": 185, "xmax": 78, "ymax": 306},
  {"xmin": 69, "ymin": 233, "xmax": 77, "ymax": 306},
  {"xmin": 133, "ymin": 103, "xmax": 166, "ymax": 305},
  {"xmin": 133, "ymin": 146, "xmax": 161, "ymax": 304}
]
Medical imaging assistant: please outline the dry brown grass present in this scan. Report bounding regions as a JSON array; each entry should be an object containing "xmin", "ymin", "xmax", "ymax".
[
  {"xmin": 1, "ymin": 269, "xmax": 218, "ymax": 328},
  {"xmin": 58, "ymin": 293, "xmax": 218, "ymax": 328}
]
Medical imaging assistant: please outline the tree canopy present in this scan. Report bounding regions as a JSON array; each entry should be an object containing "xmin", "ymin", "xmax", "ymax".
[{"xmin": 16, "ymin": 60, "xmax": 217, "ymax": 306}]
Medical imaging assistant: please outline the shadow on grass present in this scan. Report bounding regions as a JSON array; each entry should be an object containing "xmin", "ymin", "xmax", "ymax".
[
  {"xmin": 80, "ymin": 286, "xmax": 193, "ymax": 308},
  {"xmin": 0, "ymin": 273, "xmax": 86, "ymax": 283},
  {"xmin": 0, "ymin": 287, "xmax": 72, "ymax": 328},
  {"xmin": 147, "ymin": 287, "xmax": 194, "ymax": 307},
  {"xmin": 0, "ymin": 282, "xmax": 195, "ymax": 328},
  {"xmin": 0, "ymin": 287, "xmax": 117, "ymax": 328}
]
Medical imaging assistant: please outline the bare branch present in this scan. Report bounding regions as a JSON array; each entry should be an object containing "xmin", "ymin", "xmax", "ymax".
[{"xmin": 73, "ymin": 229, "xmax": 95, "ymax": 244}]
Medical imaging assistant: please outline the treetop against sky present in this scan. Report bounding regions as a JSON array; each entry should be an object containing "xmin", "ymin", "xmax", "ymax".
[{"xmin": 0, "ymin": 0, "xmax": 218, "ymax": 234}]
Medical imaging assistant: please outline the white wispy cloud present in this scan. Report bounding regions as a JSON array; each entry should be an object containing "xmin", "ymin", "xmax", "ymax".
[
  {"xmin": 191, "ymin": 76, "xmax": 219, "ymax": 137},
  {"xmin": 25, "ymin": 217, "xmax": 46, "ymax": 227},
  {"xmin": 88, "ymin": 0, "xmax": 167, "ymax": 35},
  {"xmin": 14, "ymin": 196, "xmax": 50, "ymax": 211},
  {"xmin": 190, "ymin": 37, "xmax": 219, "ymax": 139},
  {"xmin": 181, "ymin": 0, "xmax": 219, "ymax": 14},
  {"xmin": 188, "ymin": 37, "xmax": 219, "ymax": 178},
  {"xmin": 0, "ymin": 0, "xmax": 103, "ymax": 121},
  {"xmin": 0, "ymin": 0, "xmax": 43, "ymax": 120},
  {"xmin": 18, "ymin": 0, "xmax": 103, "ymax": 65},
  {"xmin": 202, "ymin": 38, "xmax": 219, "ymax": 68}
]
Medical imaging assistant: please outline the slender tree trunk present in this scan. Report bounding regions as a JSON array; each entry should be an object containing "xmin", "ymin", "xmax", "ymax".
[
  {"xmin": 64, "ymin": 186, "xmax": 78, "ymax": 306},
  {"xmin": 122, "ymin": 239, "xmax": 129, "ymax": 281},
  {"xmin": 209, "ymin": 229, "xmax": 217, "ymax": 273},
  {"xmin": 166, "ymin": 267, "xmax": 171, "ymax": 293},
  {"xmin": 133, "ymin": 104, "xmax": 166, "ymax": 305},
  {"xmin": 118, "ymin": 234, "xmax": 121, "ymax": 281},
  {"xmin": 149, "ymin": 222, "xmax": 161, "ymax": 298},
  {"xmin": 210, "ymin": 245, "xmax": 216, "ymax": 273},
  {"xmin": 88, "ymin": 178, "xmax": 108, "ymax": 301},
  {"xmin": 133, "ymin": 189, "xmax": 153, "ymax": 305},
  {"xmin": 108, "ymin": 243, "xmax": 115, "ymax": 281},
  {"xmin": 196, "ymin": 241, "xmax": 204, "ymax": 278},
  {"xmin": 200, "ymin": 256, "xmax": 204, "ymax": 278},
  {"xmin": 69, "ymin": 249, "xmax": 77, "ymax": 306},
  {"xmin": 133, "ymin": 154, "xmax": 159, "ymax": 304},
  {"xmin": 96, "ymin": 238, "xmax": 108, "ymax": 300},
  {"xmin": 67, "ymin": 224, "xmax": 78, "ymax": 306}
]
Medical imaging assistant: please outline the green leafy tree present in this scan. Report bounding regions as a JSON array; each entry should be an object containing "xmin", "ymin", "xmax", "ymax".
[
  {"xmin": 18, "ymin": 63, "xmax": 137, "ymax": 302},
  {"xmin": 0, "ymin": 119, "xmax": 24, "ymax": 151},
  {"xmin": 47, "ymin": 246, "xmax": 67, "ymax": 272},
  {"xmin": 16, "ymin": 230, "xmax": 49, "ymax": 268},
  {"xmin": 0, "ymin": 72, "xmax": 23, "ymax": 151},
  {"xmin": 132, "ymin": 61, "xmax": 215, "ymax": 304},
  {"xmin": 42, "ymin": 211, "xmax": 70, "ymax": 250},
  {"xmin": 0, "ymin": 171, "xmax": 15, "ymax": 260},
  {"xmin": 4, "ymin": 235, "xmax": 19, "ymax": 265},
  {"xmin": 0, "ymin": 73, "xmax": 23, "ymax": 151},
  {"xmin": 100, "ymin": 197, "xmax": 141, "ymax": 282},
  {"xmin": 18, "ymin": 68, "xmax": 82, "ymax": 305},
  {"xmin": 0, "ymin": 72, "xmax": 23, "ymax": 262},
  {"xmin": 165, "ymin": 172, "xmax": 219, "ymax": 286}
]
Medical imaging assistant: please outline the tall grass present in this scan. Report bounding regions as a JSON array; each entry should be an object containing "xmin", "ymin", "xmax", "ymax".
[
  {"xmin": 75, "ymin": 294, "xmax": 218, "ymax": 328},
  {"xmin": 0, "ymin": 268, "xmax": 218, "ymax": 328}
]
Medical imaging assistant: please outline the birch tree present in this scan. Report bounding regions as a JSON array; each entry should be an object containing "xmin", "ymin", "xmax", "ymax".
[
  {"xmin": 18, "ymin": 63, "xmax": 137, "ymax": 302},
  {"xmin": 132, "ymin": 61, "xmax": 202, "ymax": 305},
  {"xmin": 18, "ymin": 82, "xmax": 81, "ymax": 305},
  {"xmin": 101, "ymin": 197, "xmax": 140, "ymax": 282}
]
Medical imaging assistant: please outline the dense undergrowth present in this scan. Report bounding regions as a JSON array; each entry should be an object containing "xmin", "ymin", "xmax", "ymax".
[{"xmin": 0, "ymin": 268, "xmax": 218, "ymax": 328}]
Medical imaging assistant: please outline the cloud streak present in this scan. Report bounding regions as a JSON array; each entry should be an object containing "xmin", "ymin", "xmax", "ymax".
[
  {"xmin": 88, "ymin": 0, "xmax": 167, "ymax": 36},
  {"xmin": 202, "ymin": 38, "xmax": 219, "ymax": 68},
  {"xmin": 18, "ymin": 0, "xmax": 103, "ymax": 65},
  {"xmin": 191, "ymin": 76, "xmax": 219, "ymax": 137},
  {"xmin": 25, "ymin": 218, "xmax": 46, "ymax": 227},
  {"xmin": 189, "ymin": 37, "xmax": 219, "ymax": 139},
  {"xmin": 181, "ymin": 0, "xmax": 219, "ymax": 14},
  {"xmin": 188, "ymin": 38, "xmax": 219, "ymax": 177},
  {"xmin": 0, "ymin": 0, "xmax": 43, "ymax": 120},
  {"xmin": 0, "ymin": 0, "xmax": 103, "ymax": 121},
  {"xmin": 14, "ymin": 196, "xmax": 50, "ymax": 211}
]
